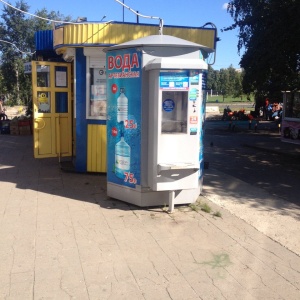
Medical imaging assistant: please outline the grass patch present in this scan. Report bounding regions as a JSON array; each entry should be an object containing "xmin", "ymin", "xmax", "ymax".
[
  {"xmin": 189, "ymin": 203, "xmax": 200, "ymax": 212},
  {"xmin": 200, "ymin": 202, "xmax": 212, "ymax": 213},
  {"xmin": 162, "ymin": 204, "xmax": 169, "ymax": 212},
  {"xmin": 206, "ymin": 95, "xmax": 253, "ymax": 103},
  {"xmin": 213, "ymin": 211, "xmax": 222, "ymax": 218},
  {"xmin": 189, "ymin": 201, "xmax": 212, "ymax": 214},
  {"xmin": 189, "ymin": 201, "xmax": 223, "ymax": 219}
]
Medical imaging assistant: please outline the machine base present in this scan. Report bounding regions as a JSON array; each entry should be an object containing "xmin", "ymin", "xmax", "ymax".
[{"xmin": 107, "ymin": 179, "xmax": 203, "ymax": 208}]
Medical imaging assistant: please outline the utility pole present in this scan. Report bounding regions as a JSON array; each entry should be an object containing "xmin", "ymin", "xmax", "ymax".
[{"xmin": 122, "ymin": 0, "xmax": 124, "ymax": 22}]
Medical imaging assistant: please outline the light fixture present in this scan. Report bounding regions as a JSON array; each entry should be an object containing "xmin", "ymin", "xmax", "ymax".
[{"xmin": 76, "ymin": 17, "xmax": 87, "ymax": 22}]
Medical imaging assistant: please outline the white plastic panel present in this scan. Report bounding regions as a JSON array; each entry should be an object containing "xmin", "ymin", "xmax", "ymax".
[{"xmin": 148, "ymin": 66, "xmax": 205, "ymax": 191}]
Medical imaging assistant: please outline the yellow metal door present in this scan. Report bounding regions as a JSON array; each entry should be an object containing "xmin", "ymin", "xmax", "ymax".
[{"xmin": 31, "ymin": 61, "xmax": 72, "ymax": 159}]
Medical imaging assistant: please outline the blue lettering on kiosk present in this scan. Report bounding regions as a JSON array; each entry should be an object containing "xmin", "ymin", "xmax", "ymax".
[{"xmin": 162, "ymin": 99, "xmax": 175, "ymax": 112}]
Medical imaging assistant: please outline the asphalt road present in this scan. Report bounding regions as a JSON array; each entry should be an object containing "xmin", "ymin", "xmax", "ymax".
[{"xmin": 204, "ymin": 121, "xmax": 300, "ymax": 207}]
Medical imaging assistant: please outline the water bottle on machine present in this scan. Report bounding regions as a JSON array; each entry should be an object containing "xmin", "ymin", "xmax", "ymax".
[
  {"xmin": 117, "ymin": 87, "xmax": 128, "ymax": 123},
  {"xmin": 115, "ymin": 131, "xmax": 131, "ymax": 179}
]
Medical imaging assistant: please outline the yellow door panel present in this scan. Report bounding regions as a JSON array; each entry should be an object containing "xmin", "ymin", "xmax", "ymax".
[
  {"xmin": 34, "ymin": 117, "xmax": 53, "ymax": 157},
  {"xmin": 32, "ymin": 61, "xmax": 72, "ymax": 159},
  {"xmin": 57, "ymin": 116, "xmax": 72, "ymax": 156}
]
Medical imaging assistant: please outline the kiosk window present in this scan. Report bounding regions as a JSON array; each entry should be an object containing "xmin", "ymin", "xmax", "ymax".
[
  {"xmin": 162, "ymin": 91, "xmax": 187, "ymax": 133},
  {"xmin": 55, "ymin": 66, "xmax": 67, "ymax": 87},
  {"xmin": 36, "ymin": 65, "xmax": 50, "ymax": 87},
  {"xmin": 88, "ymin": 68, "xmax": 107, "ymax": 118},
  {"xmin": 285, "ymin": 92, "xmax": 300, "ymax": 119},
  {"xmin": 37, "ymin": 92, "xmax": 50, "ymax": 113}
]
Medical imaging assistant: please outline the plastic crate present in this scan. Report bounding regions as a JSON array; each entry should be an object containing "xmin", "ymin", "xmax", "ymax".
[
  {"xmin": 1, "ymin": 127, "xmax": 10, "ymax": 134},
  {"xmin": 18, "ymin": 120, "xmax": 30, "ymax": 127},
  {"xmin": 19, "ymin": 126, "xmax": 31, "ymax": 135},
  {"xmin": 0, "ymin": 120, "xmax": 10, "ymax": 134}
]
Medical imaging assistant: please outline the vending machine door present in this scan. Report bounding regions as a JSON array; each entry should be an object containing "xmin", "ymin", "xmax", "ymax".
[{"xmin": 147, "ymin": 64, "xmax": 206, "ymax": 191}]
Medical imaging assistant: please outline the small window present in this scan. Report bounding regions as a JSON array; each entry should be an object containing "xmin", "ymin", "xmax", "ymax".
[
  {"xmin": 36, "ymin": 65, "xmax": 50, "ymax": 87},
  {"xmin": 285, "ymin": 92, "xmax": 300, "ymax": 119},
  {"xmin": 37, "ymin": 91, "xmax": 51, "ymax": 113},
  {"xmin": 55, "ymin": 66, "xmax": 67, "ymax": 87},
  {"xmin": 88, "ymin": 68, "xmax": 107, "ymax": 118},
  {"xmin": 55, "ymin": 92, "xmax": 68, "ymax": 113},
  {"xmin": 161, "ymin": 91, "xmax": 188, "ymax": 133}
]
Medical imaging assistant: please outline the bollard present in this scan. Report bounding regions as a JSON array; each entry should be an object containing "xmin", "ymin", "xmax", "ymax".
[{"xmin": 254, "ymin": 120, "xmax": 259, "ymax": 132}]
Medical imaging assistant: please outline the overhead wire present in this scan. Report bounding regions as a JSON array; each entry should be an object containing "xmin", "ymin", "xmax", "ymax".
[
  {"xmin": 0, "ymin": 0, "xmax": 73, "ymax": 56},
  {"xmin": 0, "ymin": 0, "xmax": 112, "ymax": 56},
  {"xmin": 0, "ymin": 39, "xmax": 35, "ymax": 55},
  {"xmin": 0, "ymin": 0, "xmax": 112, "ymax": 25},
  {"xmin": 114, "ymin": 0, "xmax": 163, "ymax": 35},
  {"xmin": 0, "ymin": 0, "xmax": 80, "ymax": 24}
]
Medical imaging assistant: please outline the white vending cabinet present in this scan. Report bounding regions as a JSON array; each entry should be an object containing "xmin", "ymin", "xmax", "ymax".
[{"xmin": 104, "ymin": 35, "xmax": 213, "ymax": 210}]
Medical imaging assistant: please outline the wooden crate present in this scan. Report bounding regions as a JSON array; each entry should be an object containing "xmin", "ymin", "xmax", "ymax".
[
  {"xmin": 19, "ymin": 125, "xmax": 31, "ymax": 135},
  {"xmin": 10, "ymin": 125, "xmax": 19, "ymax": 135}
]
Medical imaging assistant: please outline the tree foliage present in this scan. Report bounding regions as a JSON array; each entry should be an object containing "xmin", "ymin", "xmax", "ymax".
[
  {"xmin": 207, "ymin": 65, "xmax": 244, "ymax": 99},
  {"xmin": 224, "ymin": 0, "xmax": 300, "ymax": 100},
  {"xmin": 0, "ymin": 1, "xmax": 72, "ymax": 105}
]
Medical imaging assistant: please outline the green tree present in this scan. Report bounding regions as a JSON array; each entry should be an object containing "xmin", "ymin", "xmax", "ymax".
[
  {"xmin": 207, "ymin": 65, "xmax": 221, "ymax": 92},
  {"xmin": 233, "ymin": 70, "xmax": 244, "ymax": 99},
  {"xmin": 0, "ymin": 0, "xmax": 30, "ymax": 104},
  {"xmin": 225, "ymin": 0, "xmax": 300, "ymax": 99},
  {"xmin": 227, "ymin": 65, "xmax": 237, "ymax": 96},
  {"xmin": 0, "ymin": 1, "xmax": 72, "ymax": 105},
  {"xmin": 207, "ymin": 65, "xmax": 244, "ymax": 100},
  {"xmin": 219, "ymin": 68, "xmax": 230, "ymax": 101}
]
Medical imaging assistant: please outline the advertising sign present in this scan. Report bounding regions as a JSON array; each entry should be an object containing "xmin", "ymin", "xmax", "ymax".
[
  {"xmin": 199, "ymin": 70, "xmax": 207, "ymax": 179},
  {"xmin": 106, "ymin": 48, "xmax": 142, "ymax": 188},
  {"xmin": 159, "ymin": 70, "xmax": 189, "ymax": 90}
]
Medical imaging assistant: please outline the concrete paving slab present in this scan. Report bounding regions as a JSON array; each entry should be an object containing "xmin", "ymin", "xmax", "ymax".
[{"xmin": 202, "ymin": 168, "xmax": 300, "ymax": 257}]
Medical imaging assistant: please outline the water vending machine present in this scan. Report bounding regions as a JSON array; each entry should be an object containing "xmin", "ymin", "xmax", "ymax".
[{"xmin": 104, "ymin": 35, "xmax": 212, "ymax": 210}]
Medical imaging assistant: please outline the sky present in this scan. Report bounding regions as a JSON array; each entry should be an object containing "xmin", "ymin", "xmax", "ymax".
[{"xmin": 1, "ymin": 0, "xmax": 242, "ymax": 70}]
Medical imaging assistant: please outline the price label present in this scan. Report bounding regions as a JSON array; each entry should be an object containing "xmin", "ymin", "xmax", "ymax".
[
  {"xmin": 125, "ymin": 119, "xmax": 137, "ymax": 129},
  {"xmin": 124, "ymin": 172, "xmax": 137, "ymax": 184}
]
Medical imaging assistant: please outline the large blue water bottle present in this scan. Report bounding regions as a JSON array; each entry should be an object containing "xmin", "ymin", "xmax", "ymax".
[{"xmin": 115, "ymin": 132, "xmax": 131, "ymax": 179}]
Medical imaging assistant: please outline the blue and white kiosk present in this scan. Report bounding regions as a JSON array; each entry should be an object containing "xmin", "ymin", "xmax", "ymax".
[{"xmin": 104, "ymin": 35, "xmax": 213, "ymax": 211}]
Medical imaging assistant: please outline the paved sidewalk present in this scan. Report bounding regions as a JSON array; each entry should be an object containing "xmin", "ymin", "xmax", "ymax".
[
  {"xmin": 0, "ymin": 134, "xmax": 300, "ymax": 299},
  {"xmin": 202, "ymin": 168, "xmax": 300, "ymax": 256}
]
